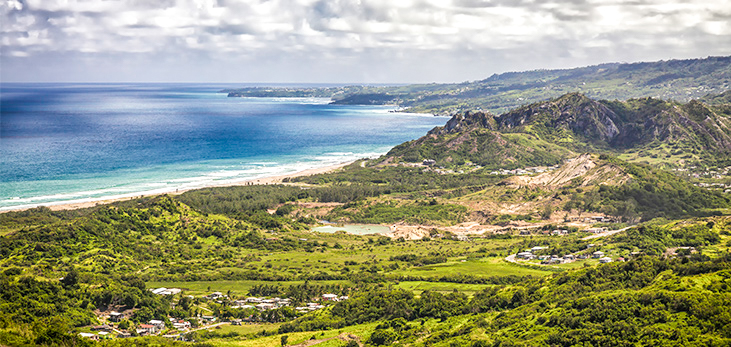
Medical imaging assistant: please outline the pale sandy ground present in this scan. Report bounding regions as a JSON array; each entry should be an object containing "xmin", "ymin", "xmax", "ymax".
[{"xmin": 3, "ymin": 161, "xmax": 353, "ymax": 213}]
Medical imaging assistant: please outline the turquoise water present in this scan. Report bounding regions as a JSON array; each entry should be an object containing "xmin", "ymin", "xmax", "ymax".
[
  {"xmin": 311, "ymin": 224, "xmax": 391, "ymax": 235},
  {"xmin": 0, "ymin": 83, "xmax": 446, "ymax": 211}
]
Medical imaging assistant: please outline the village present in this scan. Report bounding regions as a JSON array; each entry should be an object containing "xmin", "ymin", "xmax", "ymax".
[{"xmin": 76, "ymin": 290, "xmax": 349, "ymax": 341}]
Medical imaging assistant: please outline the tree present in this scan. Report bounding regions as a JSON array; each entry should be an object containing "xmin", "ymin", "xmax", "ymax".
[
  {"xmin": 541, "ymin": 205, "xmax": 553, "ymax": 220},
  {"xmin": 61, "ymin": 268, "xmax": 79, "ymax": 288},
  {"xmin": 281, "ymin": 335, "xmax": 289, "ymax": 346}
]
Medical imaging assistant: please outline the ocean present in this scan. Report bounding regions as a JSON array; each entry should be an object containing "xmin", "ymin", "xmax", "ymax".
[{"xmin": 0, "ymin": 83, "xmax": 446, "ymax": 211}]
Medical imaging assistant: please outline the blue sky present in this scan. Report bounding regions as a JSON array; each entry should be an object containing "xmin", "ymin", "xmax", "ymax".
[{"xmin": 2, "ymin": 0, "xmax": 730, "ymax": 83}]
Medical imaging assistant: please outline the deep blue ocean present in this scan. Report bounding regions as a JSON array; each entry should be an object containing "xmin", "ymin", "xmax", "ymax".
[{"xmin": 0, "ymin": 83, "xmax": 446, "ymax": 211}]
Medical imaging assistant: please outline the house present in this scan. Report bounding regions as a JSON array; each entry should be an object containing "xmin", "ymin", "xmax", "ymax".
[
  {"xmin": 552, "ymin": 229, "xmax": 568, "ymax": 236},
  {"xmin": 322, "ymin": 294, "xmax": 338, "ymax": 301},
  {"xmin": 246, "ymin": 297, "xmax": 263, "ymax": 303},
  {"xmin": 173, "ymin": 321, "xmax": 191, "ymax": 330},
  {"xmin": 117, "ymin": 332, "xmax": 132, "ymax": 338},
  {"xmin": 137, "ymin": 324, "xmax": 157, "ymax": 335},
  {"xmin": 255, "ymin": 303, "xmax": 275, "ymax": 310},
  {"xmin": 531, "ymin": 246, "xmax": 548, "ymax": 252},
  {"xmin": 516, "ymin": 251, "xmax": 535, "ymax": 260},
  {"xmin": 423, "ymin": 159, "xmax": 436, "ymax": 166},
  {"xmin": 592, "ymin": 251, "xmax": 605, "ymax": 258},
  {"xmin": 149, "ymin": 319, "xmax": 165, "ymax": 329},
  {"xmin": 339, "ymin": 295, "xmax": 349, "ymax": 301},
  {"xmin": 599, "ymin": 257, "xmax": 613, "ymax": 263},
  {"xmin": 584, "ymin": 227, "xmax": 607, "ymax": 234},
  {"xmin": 208, "ymin": 292, "xmax": 225, "ymax": 299},
  {"xmin": 109, "ymin": 311, "xmax": 124, "ymax": 322},
  {"xmin": 564, "ymin": 254, "xmax": 575, "ymax": 260}
]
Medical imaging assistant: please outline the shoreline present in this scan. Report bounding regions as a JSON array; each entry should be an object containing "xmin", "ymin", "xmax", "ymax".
[{"xmin": 1, "ymin": 161, "xmax": 354, "ymax": 214}]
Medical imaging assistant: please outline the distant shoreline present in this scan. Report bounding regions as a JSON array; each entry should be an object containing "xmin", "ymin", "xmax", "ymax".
[{"xmin": 0, "ymin": 161, "xmax": 354, "ymax": 214}]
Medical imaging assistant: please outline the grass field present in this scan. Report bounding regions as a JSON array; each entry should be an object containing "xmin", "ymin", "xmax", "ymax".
[
  {"xmin": 393, "ymin": 257, "xmax": 554, "ymax": 278},
  {"xmin": 204, "ymin": 322, "xmax": 379, "ymax": 347}
]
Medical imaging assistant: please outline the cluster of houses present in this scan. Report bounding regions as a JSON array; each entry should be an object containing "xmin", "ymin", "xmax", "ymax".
[
  {"xmin": 80, "ymin": 291, "xmax": 350, "ymax": 341},
  {"xmin": 78, "ymin": 325, "xmax": 115, "ymax": 340},
  {"xmin": 227, "ymin": 293, "xmax": 349, "ymax": 312},
  {"xmin": 515, "ymin": 247, "xmax": 614, "ymax": 264},
  {"xmin": 565, "ymin": 216, "xmax": 616, "ymax": 223},
  {"xmin": 517, "ymin": 224, "xmax": 612, "ymax": 237}
]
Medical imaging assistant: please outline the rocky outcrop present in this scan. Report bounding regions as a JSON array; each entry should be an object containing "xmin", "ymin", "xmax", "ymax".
[
  {"xmin": 428, "ymin": 111, "xmax": 497, "ymax": 136},
  {"xmin": 496, "ymin": 93, "xmax": 620, "ymax": 143}
]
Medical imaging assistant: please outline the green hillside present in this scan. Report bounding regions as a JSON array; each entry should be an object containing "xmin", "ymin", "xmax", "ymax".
[
  {"xmin": 224, "ymin": 56, "xmax": 731, "ymax": 114},
  {"xmin": 385, "ymin": 92, "xmax": 731, "ymax": 169}
]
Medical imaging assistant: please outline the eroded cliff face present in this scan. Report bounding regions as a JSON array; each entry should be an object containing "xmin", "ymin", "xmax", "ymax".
[
  {"xmin": 496, "ymin": 93, "xmax": 621, "ymax": 144},
  {"xmin": 385, "ymin": 92, "xmax": 731, "ymax": 169},
  {"xmin": 428, "ymin": 111, "xmax": 497, "ymax": 136}
]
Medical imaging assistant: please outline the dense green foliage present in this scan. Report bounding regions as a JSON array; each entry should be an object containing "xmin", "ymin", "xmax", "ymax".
[{"xmin": 563, "ymin": 158, "xmax": 729, "ymax": 221}]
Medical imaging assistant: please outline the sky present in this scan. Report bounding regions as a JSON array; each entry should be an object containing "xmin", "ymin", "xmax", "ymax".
[{"xmin": 1, "ymin": 0, "xmax": 730, "ymax": 83}]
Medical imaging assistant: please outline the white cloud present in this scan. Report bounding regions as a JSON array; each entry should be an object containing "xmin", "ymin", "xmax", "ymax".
[{"xmin": 1, "ymin": 0, "xmax": 729, "ymax": 82}]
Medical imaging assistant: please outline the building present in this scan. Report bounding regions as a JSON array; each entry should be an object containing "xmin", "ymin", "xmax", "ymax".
[
  {"xmin": 109, "ymin": 311, "xmax": 124, "ymax": 322},
  {"xmin": 137, "ymin": 324, "xmax": 157, "ymax": 335},
  {"xmin": 322, "ymin": 294, "xmax": 338, "ymax": 301},
  {"xmin": 208, "ymin": 292, "xmax": 226, "ymax": 300},
  {"xmin": 599, "ymin": 257, "xmax": 613, "ymax": 263},
  {"xmin": 173, "ymin": 321, "xmax": 191, "ymax": 331},
  {"xmin": 592, "ymin": 251, "xmax": 605, "ymax": 258},
  {"xmin": 149, "ymin": 320, "xmax": 165, "ymax": 329},
  {"xmin": 516, "ymin": 251, "xmax": 535, "ymax": 260}
]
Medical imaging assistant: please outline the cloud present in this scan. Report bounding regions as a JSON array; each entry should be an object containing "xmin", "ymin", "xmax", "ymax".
[{"xmin": 1, "ymin": 0, "xmax": 730, "ymax": 82}]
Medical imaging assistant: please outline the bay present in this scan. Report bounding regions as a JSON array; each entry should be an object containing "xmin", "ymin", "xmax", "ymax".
[{"xmin": 0, "ymin": 83, "xmax": 446, "ymax": 211}]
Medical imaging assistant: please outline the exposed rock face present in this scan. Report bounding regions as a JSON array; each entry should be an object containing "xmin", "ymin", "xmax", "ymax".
[
  {"xmin": 497, "ymin": 93, "xmax": 621, "ymax": 143},
  {"xmin": 385, "ymin": 92, "xmax": 731, "ymax": 169},
  {"xmin": 429, "ymin": 111, "xmax": 497, "ymax": 136}
]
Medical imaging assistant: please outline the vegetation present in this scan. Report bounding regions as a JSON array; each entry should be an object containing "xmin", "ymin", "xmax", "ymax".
[{"xmin": 3, "ymin": 57, "xmax": 731, "ymax": 345}]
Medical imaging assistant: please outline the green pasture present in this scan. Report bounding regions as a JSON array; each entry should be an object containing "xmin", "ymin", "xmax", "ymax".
[{"xmin": 393, "ymin": 257, "xmax": 553, "ymax": 278}]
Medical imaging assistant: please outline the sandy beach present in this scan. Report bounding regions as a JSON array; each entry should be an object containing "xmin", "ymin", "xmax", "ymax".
[{"xmin": 2, "ymin": 161, "xmax": 354, "ymax": 213}]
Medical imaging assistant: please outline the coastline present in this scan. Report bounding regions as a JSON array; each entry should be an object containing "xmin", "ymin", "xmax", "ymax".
[{"xmin": 1, "ymin": 161, "xmax": 354, "ymax": 214}]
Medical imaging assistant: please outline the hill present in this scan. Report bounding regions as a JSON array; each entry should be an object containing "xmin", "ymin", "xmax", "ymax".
[
  {"xmin": 224, "ymin": 56, "xmax": 731, "ymax": 114},
  {"xmin": 384, "ymin": 92, "xmax": 731, "ymax": 168}
]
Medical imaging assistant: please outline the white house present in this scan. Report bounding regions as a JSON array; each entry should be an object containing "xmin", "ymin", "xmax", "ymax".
[
  {"xmin": 149, "ymin": 320, "xmax": 165, "ymax": 329},
  {"xmin": 322, "ymin": 294, "xmax": 338, "ymax": 301}
]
